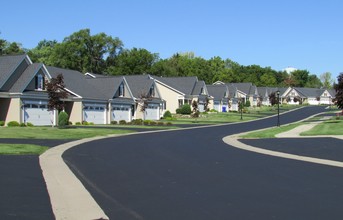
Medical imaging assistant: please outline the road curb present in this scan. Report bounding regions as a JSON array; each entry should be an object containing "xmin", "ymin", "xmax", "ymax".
[
  {"xmin": 39, "ymin": 136, "xmax": 115, "ymax": 220},
  {"xmin": 223, "ymin": 135, "xmax": 343, "ymax": 168}
]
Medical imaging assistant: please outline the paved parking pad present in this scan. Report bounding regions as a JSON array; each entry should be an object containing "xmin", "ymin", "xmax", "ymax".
[
  {"xmin": 0, "ymin": 155, "xmax": 54, "ymax": 219},
  {"xmin": 240, "ymin": 137, "xmax": 343, "ymax": 162}
]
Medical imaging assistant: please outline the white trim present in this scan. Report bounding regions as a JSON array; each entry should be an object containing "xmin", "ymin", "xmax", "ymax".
[
  {"xmin": 64, "ymin": 88, "xmax": 82, "ymax": 98},
  {"xmin": 84, "ymin": 72, "xmax": 96, "ymax": 78}
]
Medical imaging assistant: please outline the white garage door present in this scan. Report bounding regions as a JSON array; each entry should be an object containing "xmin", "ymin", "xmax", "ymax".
[
  {"xmin": 145, "ymin": 104, "xmax": 160, "ymax": 120},
  {"xmin": 213, "ymin": 101, "xmax": 220, "ymax": 112},
  {"xmin": 23, "ymin": 103, "xmax": 53, "ymax": 126},
  {"xmin": 84, "ymin": 104, "xmax": 106, "ymax": 124},
  {"xmin": 112, "ymin": 105, "xmax": 131, "ymax": 122}
]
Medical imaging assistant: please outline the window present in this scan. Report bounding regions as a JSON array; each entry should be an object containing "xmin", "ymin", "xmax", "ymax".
[
  {"xmin": 36, "ymin": 74, "xmax": 45, "ymax": 90},
  {"xmin": 149, "ymin": 85, "xmax": 155, "ymax": 97},
  {"xmin": 119, "ymin": 83, "xmax": 125, "ymax": 97},
  {"xmin": 178, "ymin": 99, "xmax": 183, "ymax": 107}
]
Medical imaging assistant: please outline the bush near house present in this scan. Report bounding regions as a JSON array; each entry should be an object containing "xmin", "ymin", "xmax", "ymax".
[
  {"xmin": 119, "ymin": 120, "xmax": 126, "ymax": 125},
  {"xmin": 111, "ymin": 121, "xmax": 118, "ymax": 125},
  {"xmin": 131, "ymin": 119, "xmax": 143, "ymax": 125},
  {"xmin": 58, "ymin": 111, "xmax": 69, "ymax": 127},
  {"xmin": 27, "ymin": 122, "xmax": 34, "ymax": 127},
  {"xmin": 163, "ymin": 110, "xmax": 172, "ymax": 118},
  {"xmin": 7, "ymin": 121, "xmax": 20, "ymax": 127},
  {"xmin": 0, "ymin": 121, "xmax": 5, "ymax": 126},
  {"xmin": 176, "ymin": 104, "xmax": 192, "ymax": 115}
]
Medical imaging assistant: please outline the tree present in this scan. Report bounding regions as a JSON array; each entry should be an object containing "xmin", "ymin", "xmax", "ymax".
[
  {"xmin": 0, "ymin": 37, "xmax": 6, "ymax": 55},
  {"xmin": 191, "ymin": 100, "xmax": 199, "ymax": 118},
  {"xmin": 306, "ymin": 74, "xmax": 322, "ymax": 88},
  {"xmin": 50, "ymin": 29, "xmax": 123, "ymax": 73},
  {"xmin": 291, "ymin": 70, "xmax": 309, "ymax": 87},
  {"xmin": 320, "ymin": 72, "xmax": 334, "ymax": 89},
  {"xmin": 269, "ymin": 92, "xmax": 279, "ymax": 106},
  {"xmin": 107, "ymin": 48, "xmax": 159, "ymax": 75},
  {"xmin": 334, "ymin": 73, "xmax": 343, "ymax": 109},
  {"xmin": 28, "ymin": 40, "xmax": 57, "ymax": 65},
  {"xmin": 46, "ymin": 74, "xmax": 68, "ymax": 112}
]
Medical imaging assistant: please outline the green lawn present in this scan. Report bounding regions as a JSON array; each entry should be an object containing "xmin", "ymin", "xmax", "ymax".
[
  {"xmin": 0, "ymin": 127, "xmax": 134, "ymax": 139},
  {"xmin": 241, "ymin": 123, "xmax": 301, "ymax": 139},
  {"xmin": 302, "ymin": 120, "xmax": 343, "ymax": 136},
  {"xmin": 163, "ymin": 105, "xmax": 302, "ymax": 124},
  {"xmin": 241, "ymin": 117, "xmax": 343, "ymax": 138},
  {"xmin": 0, "ymin": 144, "xmax": 49, "ymax": 155}
]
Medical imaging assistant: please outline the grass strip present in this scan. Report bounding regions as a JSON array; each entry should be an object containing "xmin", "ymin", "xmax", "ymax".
[
  {"xmin": 240, "ymin": 123, "xmax": 301, "ymax": 139},
  {"xmin": 301, "ymin": 120, "xmax": 343, "ymax": 136},
  {"xmin": 0, "ymin": 127, "xmax": 134, "ymax": 139},
  {"xmin": 0, "ymin": 144, "xmax": 49, "ymax": 155}
]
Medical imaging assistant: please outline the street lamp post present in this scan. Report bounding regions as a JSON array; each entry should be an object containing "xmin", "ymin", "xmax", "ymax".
[
  {"xmin": 239, "ymin": 98, "xmax": 243, "ymax": 120},
  {"xmin": 277, "ymin": 91, "xmax": 280, "ymax": 127}
]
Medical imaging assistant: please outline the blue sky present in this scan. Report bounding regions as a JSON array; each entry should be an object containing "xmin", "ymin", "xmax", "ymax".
[{"xmin": 1, "ymin": 0, "xmax": 342, "ymax": 80}]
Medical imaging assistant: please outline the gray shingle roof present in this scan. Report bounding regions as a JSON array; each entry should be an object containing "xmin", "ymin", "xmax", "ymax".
[
  {"xmin": 9, "ymin": 63, "xmax": 43, "ymax": 93},
  {"xmin": 124, "ymin": 75, "xmax": 154, "ymax": 98},
  {"xmin": 191, "ymin": 81, "xmax": 206, "ymax": 95},
  {"xmin": 0, "ymin": 54, "xmax": 28, "ymax": 89},
  {"xmin": 46, "ymin": 66, "xmax": 106, "ymax": 100},
  {"xmin": 206, "ymin": 84, "xmax": 228, "ymax": 100},
  {"xmin": 294, "ymin": 87, "xmax": 325, "ymax": 98},
  {"xmin": 86, "ymin": 76, "xmax": 124, "ymax": 100},
  {"xmin": 229, "ymin": 83, "xmax": 253, "ymax": 95},
  {"xmin": 152, "ymin": 76, "xmax": 198, "ymax": 95}
]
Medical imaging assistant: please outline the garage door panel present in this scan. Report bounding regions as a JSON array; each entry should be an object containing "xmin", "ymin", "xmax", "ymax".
[
  {"xmin": 112, "ymin": 105, "xmax": 131, "ymax": 122},
  {"xmin": 24, "ymin": 103, "xmax": 53, "ymax": 126},
  {"xmin": 84, "ymin": 105, "xmax": 106, "ymax": 124},
  {"xmin": 145, "ymin": 104, "xmax": 160, "ymax": 120}
]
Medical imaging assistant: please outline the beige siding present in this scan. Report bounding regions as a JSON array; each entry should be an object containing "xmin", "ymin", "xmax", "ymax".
[
  {"xmin": 6, "ymin": 98, "xmax": 21, "ymax": 123},
  {"xmin": 155, "ymin": 83, "xmax": 183, "ymax": 114},
  {"xmin": 67, "ymin": 101, "xmax": 83, "ymax": 124}
]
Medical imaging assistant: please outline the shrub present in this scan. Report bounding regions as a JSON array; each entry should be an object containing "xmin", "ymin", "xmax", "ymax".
[
  {"xmin": 7, "ymin": 121, "xmax": 20, "ymax": 127},
  {"xmin": 245, "ymin": 100, "xmax": 251, "ymax": 107},
  {"xmin": 150, "ymin": 121, "xmax": 157, "ymax": 125},
  {"xmin": 158, "ymin": 121, "xmax": 164, "ymax": 126},
  {"xmin": 163, "ymin": 110, "xmax": 172, "ymax": 118},
  {"xmin": 111, "ymin": 121, "xmax": 118, "ymax": 125},
  {"xmin": 131, "ymin": 119, "xmax": 143, "ymax": 125},
  {"xmin": 20, "ymin": 122, "xmax": 26, "ymax": 127},
  {"xmin": 68, "ymin": 121, "xmax": 73, "ymax": 125},
  {"xmin": 0, "ymin": 121, "xmax": 5, "ymax": 126},
  {"xmin": 176, "ymin": 108, "xmax": 182, "ymax": 114},
  {"xmin": 179, "ymin": 104, "xmax": 192, "ymax": 115},
  {"xmin": 119, "ymin": 120, "xmax": 126, "ymax": 125},
  {"xmin": 27, "ymin": 122, "xmax": 34, "ymax": 127},
  {"xmin": 75, "ymin": 122, "xmax": 81, "ymax": 125},
  {"xmin": 82, "ymin": 121, "xmax": 89, "ymax": 125},
  {"xmin": 89, "ymin": 122, "xmax": 94, "ymax": 125},
  {"xmin": 58, "ymin": 111, "xmax": 69, "ymax": 127},
  {"xmin": 143, "ymin": 120, "xmax": 152, "ymax": 125},
  {"xmin": 166, "ymin": 122, "xmax": 172, "ymax": 126}
]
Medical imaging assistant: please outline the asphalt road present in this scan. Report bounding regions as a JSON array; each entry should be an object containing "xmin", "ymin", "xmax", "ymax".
[
  {"xmin": 0, "ymin": 155, "xmax": 54, "ymax": 219},
  {"xmin": 63, "ymin": 106, "xmax": 343, "ymax": 220}
]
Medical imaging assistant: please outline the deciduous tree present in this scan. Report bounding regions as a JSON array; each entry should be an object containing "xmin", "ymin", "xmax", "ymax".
[
  {"xmin": 334, "ymin": 73, "xmax": 343, "ymax": 109},
  {"xmin": 46, "ymin": 74, "xmax": 68, "ymax": 111}
]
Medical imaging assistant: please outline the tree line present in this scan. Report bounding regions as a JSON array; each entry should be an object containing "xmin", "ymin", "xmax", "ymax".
[{"xmin": 0, "ymin": 29, "xmax": 335, "ymax": 88}]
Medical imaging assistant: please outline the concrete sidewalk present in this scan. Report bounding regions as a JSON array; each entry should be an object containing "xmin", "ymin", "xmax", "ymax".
[
  {"xmin": 224, "ymin": 116, "xmax": 343, "ymax": 168},
  {"xmin": 275, "ymin": 116, "xmax": 343, "ymax": 140}
]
